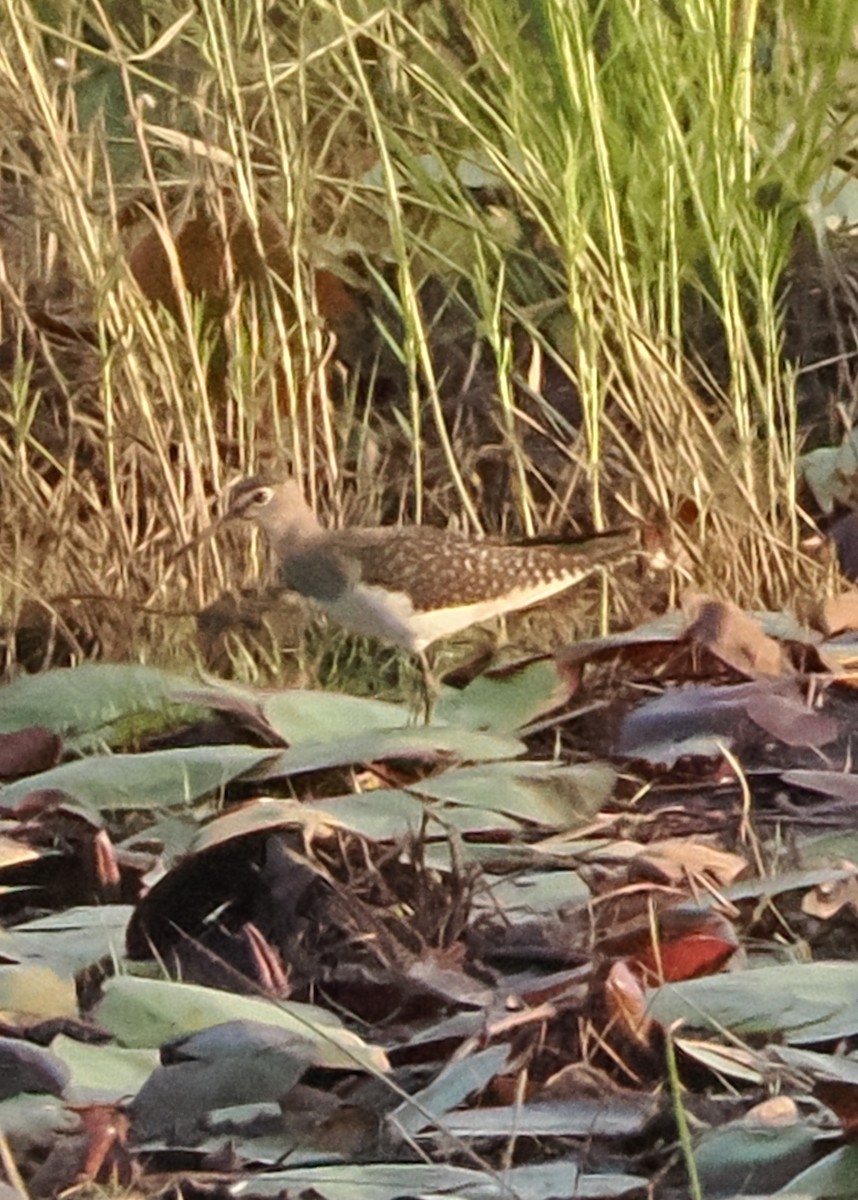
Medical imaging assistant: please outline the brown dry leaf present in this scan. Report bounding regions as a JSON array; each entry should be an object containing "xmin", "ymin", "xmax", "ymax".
[
  {"xmin": 634, "ymin": 838, "xmax": 746, "ymax": 888},
  {"xmin": 604, "ymin": 960, "xmax": 653, "ymax": 1047},
  {"xmin": 822, "ymin": 591, "xmax": 858, "ymax": 635},
  {"xmin": 683, "ymin": 594, "xmax": 789, "ymax": 677},
  {"xmin": 537, "ymin": 1061, "xmax": 641, "ymax": 1102},
  {"xmin": 803, "ymin": 865, "xmax": 858, "ymax": 920},
  {"xmin": 0, "ymin": 835, "xmax": 41, "ymax": 871},
  {"xmin": 743, "ymin": 1095, "xmax": 799, "ymax": 1127}
]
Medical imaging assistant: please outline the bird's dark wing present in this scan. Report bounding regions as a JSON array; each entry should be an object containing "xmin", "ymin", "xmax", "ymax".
[
  {"xmin": 338, "ymin": 526, "xmax": 640, "ymax": 611},
  {"xmin": 326, "ymin": 527, "xmax": 482, "ymax": 609}
]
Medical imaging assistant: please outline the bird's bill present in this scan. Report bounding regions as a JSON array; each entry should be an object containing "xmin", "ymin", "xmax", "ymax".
[{"xmin": 170, "ymin": 512, "xmax": 233, "ymax": 562}]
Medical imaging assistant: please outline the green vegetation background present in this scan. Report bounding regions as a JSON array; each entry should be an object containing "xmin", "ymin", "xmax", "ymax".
[{"xmin": 1, "ymin": 0, "xmax": 857, "ymax": 677}]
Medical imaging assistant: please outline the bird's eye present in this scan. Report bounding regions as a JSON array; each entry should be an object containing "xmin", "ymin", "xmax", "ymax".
[{"xmin": 251, "ymin": 488, "xmax": 271, "ymax": 506}]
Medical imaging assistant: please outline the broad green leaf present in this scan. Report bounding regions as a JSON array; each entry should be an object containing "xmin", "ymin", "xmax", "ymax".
[
  {"xmin": 477, "ymin": 869, "xmax": 590, "ymax": 917},
  {"xmin": 0, "ymin": 965, "xmax": 76, "ymax": 1019},
  {"xmin": 259, "ymin": 727, "xmax": 524, "ymax": 780},
  {"xmin": 413, "ymin": 761, "xmax": 616, "ymax": 825},
  {"xmin": 776, "ymin": 1045, "xmax": 858, "ymax": 1083},
  {"xmin": 0, "ymin": 664, "xmax": 207, "ymax": 737},
  {"xmin": 313, "ymin": 789, "xmax": 521, "ymax": 840},
  {"xmin": 0, "ymin": 905, "xmax": 131, "ymax": 974},
  {"xmin": 231, "ymin": 1159, "xmax": 648, "ymax": 1200},
  {"xmin": 389, "ymin": 1044, "xmax": 510, "ymax": 1136},
  {"xmin": 230, "ymin": 1162, "xmax": 496, "ymax": 1200},
  {"xmin": 95, "ymin": 977, "xmax": 388, "ymax": 1072},
  {"xmin": 648, "ymin": 963, "xmax": 858, "ymax": 1044},
  {"xmin": 460, "ymin": 1160, "xmax": 647, "ymax": 1199},
  {"xmin": 722, "ymin": 865, "xmax": 858, "ymax": 904},
  {"xmin": 694, "ymin": 1121, "xmax": 817, "ymax": 1197},
  {"xmin": 0, "ymin": 663, "xmax": 262, "ymax": 753},
  {"xmin": 0, "ymin": 1094, "xmax": 79, "ymax": 1146},
  {"xmin": 775, "ymin": 1144, "xmax": 858, "ymax": 1197},
  {"xmin": 799, "ymin": 432, "xmax": 858, "ymax": 514},
  {"xmin": 437, "ymin": 1097, "xmax": 655, "ymax": 1138},
  {"xmin": 322, "ymin": 760, "xmax": 607, "ymax": 840},
  {"xmin": 264, "ymin": 690, "xmax": 410, "ymax": 742},
  {"xmin": 434, "ymin": 658, "xmax": 573, "ymax": 733},
  {"xmin": 799, "ymin": 832, "xmax": 858, "ymax": 864},
  {"xmin": 50, "ymin": 1034, "xmax": 158, "ymax": 1103},
  {"xmin": 0, "ymin": 746, "xmax": 274, "ymax": 813},
  {"xmin": 166, "ymin": 1103, "xmax": 297, "ymax": 1164},
  {"xmin": 130, "ymin": 1021, "xmax": 316, "ymax": 1141},
  {"xmin": 190, "ymin": 799, "xmax": 338, "ymax": 854},
  {"xmin": 192, "ymin": 793, "xmax": 519, "ymax": 855},
  {"xmin": 422, "ymin": 838, "xmax": 612, "ymax": 873}
]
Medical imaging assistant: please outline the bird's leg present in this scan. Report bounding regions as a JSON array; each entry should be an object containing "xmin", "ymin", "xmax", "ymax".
[{"xmin": 415, "ymin": 649, "xmax": 437, "ymax": 724}]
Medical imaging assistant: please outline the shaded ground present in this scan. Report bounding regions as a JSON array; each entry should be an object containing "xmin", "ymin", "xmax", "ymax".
[{"xmin": 2, "ymin": 597, "xmax": 858, "ymax": 1197}]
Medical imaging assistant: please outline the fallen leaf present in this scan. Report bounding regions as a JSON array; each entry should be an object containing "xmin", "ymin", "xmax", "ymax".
[
  {"xmin": 618, "ymin": 679, "xmax": 839, "ymax": 765},
  {"xmin": 605, "ymin": 960, "xmax": 652, "ymax": 1047},
  {"xmin": 814, "ymin": 1081, "xmax": 858, "ymax": 1138},
  {"xmin": 74, "ymin": 1103, "xmax": 132, "ymax": 1186},
  {"xmin": 634, "ymin": 838, "xmax": 746, "ymax": 888},
  {"xmin": 743, "ymin": 1095, "xmax": 799, "ymax": 1127},
  {"xmin": 614, "ymin": 907, "xmax": 740, "ymax": 984},
  {"xmin": 803, "ymin": 866, "xmax": 858, "ymax": 920},
  {"xmin": 643, "ymin": 930, "xmax": 739, "ymax": 983},
  {"xmin": 743, "ymin": 683, "xmax": 840, "ymax": 747},
  {"xmin": 0, "ymin": 728, "xmax": 62, "ymax": 780},
  {"xmin": 683, "ymin": 594, "xmax": 789, "ymax": 677},
  {"xmin": 822, "ymin": 590, "xmax": 858, "ymax": 635}
]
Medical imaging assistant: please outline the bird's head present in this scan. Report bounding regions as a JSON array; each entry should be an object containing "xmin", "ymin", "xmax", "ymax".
[
  {"xmin": 226, "ymin": 477, "xmax": 280, "ymax": 523},
  {"xmin": 225, "ymin": 476, "xmax": 317, "ymax": 539}
]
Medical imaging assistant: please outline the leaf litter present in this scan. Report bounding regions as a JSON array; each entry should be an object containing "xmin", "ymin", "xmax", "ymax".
[{"xmin": 5, "ymin": 600, "xmax": 858, "ymax": 1195}]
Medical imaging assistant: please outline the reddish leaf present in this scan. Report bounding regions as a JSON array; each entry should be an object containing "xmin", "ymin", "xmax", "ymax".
[
  {"xmin": 814, "ymin": 1080, "xmax": 858, "ymax": 1139},
  {"xmin": 92, "ymin": 830, "xmax": 121, "ymax": 890},
  {"xmin": 602, "ymin": 906, "xmax": 739, "ymax": 984},
  {"xmin": 0, "ymin": 728, "xmax": 61, "ymax": 780},
  {"xmin": 76, "ymin": 1103, "xmax": 132, "ymax": 1184},
  {"xmin": 636, "ymin": 932, "xmax": 738, "ymax": 984}
]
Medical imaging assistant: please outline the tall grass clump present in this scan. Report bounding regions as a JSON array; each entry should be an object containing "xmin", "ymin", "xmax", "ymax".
[
  {"xmin": 0, "ymin": 0, "xmax": 856, "ymax": 677},
  {"xmin": 386, "ymin": 0, "xmax": 858, "ymax": 596}
]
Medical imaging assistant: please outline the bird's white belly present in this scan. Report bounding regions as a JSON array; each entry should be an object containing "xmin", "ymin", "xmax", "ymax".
[
  {"xmin": 320, "ymin": 573, "xmax": 585, "ymax": 653},
  {"xmin": 322, "ymin": 585, "xmax": 420, "ymax": 650},
  {"xmin": 405, "ymin": 574, "xmax": 581, "ymax": 650}
]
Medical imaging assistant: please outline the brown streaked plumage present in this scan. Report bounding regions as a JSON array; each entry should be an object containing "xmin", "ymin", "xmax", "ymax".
[{"xmin": 222, "ymin": 475, "xmax": 639, "ymax": 655}]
